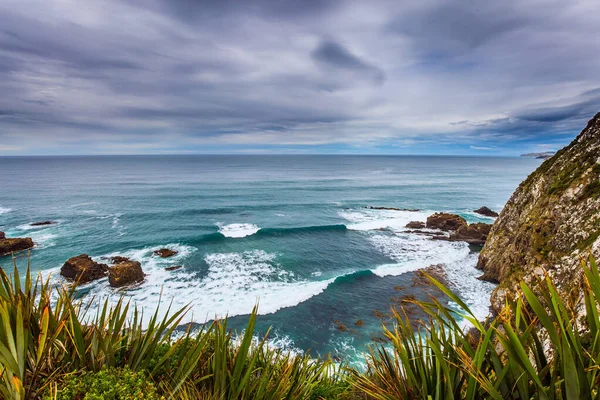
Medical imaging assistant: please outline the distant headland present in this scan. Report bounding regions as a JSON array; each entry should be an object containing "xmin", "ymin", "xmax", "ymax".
[{"xmin": 520, "ymin": 151, "xmax": 555, "ymax": 159}]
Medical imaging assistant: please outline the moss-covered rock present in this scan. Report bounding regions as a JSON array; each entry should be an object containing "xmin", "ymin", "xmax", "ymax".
[
  {"xmin": 109, "ymin": 260, "xmax": 144, "ymax": 287},
  {"xmin": 61, "ymin": 254, "xmax": 108, "ymax": 284},
  {"xmin": 449, "ymin": 223, "xmax": 492, "ymax": 245},
  {"xmin": 478, "ymin": 112, "xmax": 600, "ymax": 311},
  {"xmin": 0, "ymin": 233, "xmax": 34, "ymax": 256},
  {"xmin": 426, "ymin": 213, "xmax": 467, "ymax": 231}
]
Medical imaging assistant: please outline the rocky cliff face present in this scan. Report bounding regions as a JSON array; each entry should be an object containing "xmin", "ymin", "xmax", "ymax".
[{"xmin": 478, "ymin": 112, "xmax": 600, "ymax": 311}]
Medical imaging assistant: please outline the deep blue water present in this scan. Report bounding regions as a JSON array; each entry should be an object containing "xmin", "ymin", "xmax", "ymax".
[{"xmin": 0, "ymin": 155, "xmax": 541, "ymax": 364}]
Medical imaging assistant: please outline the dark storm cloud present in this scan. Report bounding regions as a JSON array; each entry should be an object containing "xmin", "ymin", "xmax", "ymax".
[
  {"xmin": 312, "ymin": 40, "xmax": 385, "ymax": 85},
  {"xmin": 0, "ymin": 0, "xmax": 599, "ymax": 154},
  {"xmin": 450, "ymin": 89, "xmax": 600, "ymax": 144},
  {"xmin": 134, "ymin": 0, "xmax": 340, "ymax": 23},
  {"xmin": 387, "ymin": 1, "xmax": 527, "ymax": 53}
]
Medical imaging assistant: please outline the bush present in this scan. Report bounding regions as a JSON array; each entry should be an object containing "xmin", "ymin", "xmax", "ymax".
[
  {"xmin": 3, "ymin": 253, "xmax": 600, "ymax": 399},
  {"xmin": 45, "ymin": 367, "xmax": 161, "ymax": 400}
]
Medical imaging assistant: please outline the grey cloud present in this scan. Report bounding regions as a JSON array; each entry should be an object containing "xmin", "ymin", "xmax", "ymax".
[
  {"xmin": 132, "ymin": 0, "xmax": 340, "ymax": 23},
  {"xmin": 451, "ymin": 89, "xmax": 600, "ymax": 140},
  {"xmin": 312, "ymin": 40, "xmax": 385, "ymax": 85},
  {"xmin": 0, "ymin": 0, "xmax": 599, "ymax": 154},
  {"xmin": 515, "ymin": 100, "xmax": 600, "ymax": 123},
  {"xmin": 388, "ymin": 1, "xmax": 526, "ymax": 52}
]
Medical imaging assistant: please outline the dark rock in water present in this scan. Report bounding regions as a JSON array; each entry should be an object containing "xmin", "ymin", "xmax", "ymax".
[
  {"xmin": 406, "ymin": 221, "xmax": 426, "ymax": 229},
  {"xmin": 368, "ymin": 206, "xmax": 420, "ymax": 212},
  {"xmin": 473, "ymin": 207, "xmax": 499, "ymax": 218},
  {"xmin": 449, "ymin": 223, "xmax": 492, "ymax": 246},
  {"xmin": 426, "ymin": 213, "xmax": 467, "ymax": 232},
  {"xmin": 412, "ymin": 264, "xmax": 448, "ymax": 287},
  {"xmin": 0, "ymin": 233, "xmax": 34, "ymax": 256},
  {"xmin": 61, "ymin": 254, "xmax": 108, "ymax": 284},
  {"xmin": 165, "ymin": 265, "xmax": 182, "ymax": 271},
  {"xmin": 109, "ymin": 260, "xmax": 144, "ymax": 287},
  {"xmin": 406, "ymin": 230, "xmax": 439, "ymax": 237},
  {"xmin": 333, "ymin": 320, "xmax": 348, "ymax": 332},
  {"xmin": 30, "ymin": 221, "xmax": 56, "ymax": 226},
  {"xmin": 153, "ymin": 248, "xmax": 178, "ymax": 258},
  {"xmin": 431, "ymin": 235, "xmax": 450, "ymax": 241},
  {"xmin": 479, "ymin": 112, "xmax": 600, "ymax": 313},
  {"xmin": 109, "ymin": 256, "xmax": 130, "ymax": 264}
]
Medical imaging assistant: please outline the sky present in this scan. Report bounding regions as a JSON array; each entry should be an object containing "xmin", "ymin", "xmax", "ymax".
[{"xmin": 0, "ymin": 0, "xmax": 599, "ymax": 156}]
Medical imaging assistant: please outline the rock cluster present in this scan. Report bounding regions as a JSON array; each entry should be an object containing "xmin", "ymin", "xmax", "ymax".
[
  {"xmin": 405, "ymin": 213, "xmax": 493, "ymax": 246},
  {"xmin": 61, "ymin": 254, "xmax": 145, "ymax": 287},
  {"xmin": 449, "ymin": 223, "xmax": 492, "ymax": 246},
  {"xmin": 478, "ymin": 112, "xmax": 600, "ymax": 312},
  {"xmin": 405, "ymin": 221, "xmax": 426, "ymax": 229},
  {"xmin": 60, "ymin": 254, "xmax": 108, "ymax": 284},
  {"xmin": 154, "ymin": 248, "xmax": 177, "ymax": 258},
  {"xmin": 426, "ymin": 213, "xmax": 468, "ymax": 231},
  {"xmin": 0, "ymin": 232, "xmax": 35, "ymax": 256}
]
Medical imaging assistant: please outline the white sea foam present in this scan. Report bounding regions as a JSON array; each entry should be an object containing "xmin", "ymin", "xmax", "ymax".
[
  {"xmin": 217, "ymin": 223, "xmax": 260, "ymax": 238},
  {"xmin": 231, "ymin": 329, "xmax": 305, "ymax": 357},
  {"xmin": 369, "ymin": 233, "xmax": 470, "ymax": 277},
  {"xmin": 33, "ymin": 232, "xmax": 59, "ymax": 249},
  {"xmin": 0, "ymin": 207, "xmax": 12, "ymax": 215},
  {"xmin": 111, "ymin": 213, "xmax": 126, "ymax": 236},
  {"xmin": 339, "ymin": 208, "xmax": 431, "ymax": 232},
  {"xmin": 340, "ymin": 207, "xmax": 494, "ymax": 324},
  {"xmin": 65, "ymin": 247, "xmax": 332, "ymax": 326},
  {"xmin": 443, "ymin": 252, "xmax": 495, "ymax": 322}
]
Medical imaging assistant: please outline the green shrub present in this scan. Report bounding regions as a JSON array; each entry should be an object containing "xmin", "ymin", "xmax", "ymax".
[
  {"xmin": 45, "ymin": 367, "xmax": 161, "ymax": 400},
  {"xmin": 3, "ymin": 253, "xmax": 600, "ymax": 399}
]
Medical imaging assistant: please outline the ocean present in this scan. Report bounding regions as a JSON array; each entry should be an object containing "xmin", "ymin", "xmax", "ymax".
[{"xmin": 0, "ymin": 155, "xmax": 541, "ymax": 365}]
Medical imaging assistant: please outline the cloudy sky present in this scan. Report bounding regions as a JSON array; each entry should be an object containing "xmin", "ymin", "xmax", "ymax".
[{"xmin": 1, "ymin": 0, "xmax": 599, "ymax": 155}]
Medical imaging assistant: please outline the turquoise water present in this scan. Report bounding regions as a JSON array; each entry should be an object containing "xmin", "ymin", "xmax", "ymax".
[{"xmin": 0, "ymin": 155, "xmax": 540, "ymax": 364}]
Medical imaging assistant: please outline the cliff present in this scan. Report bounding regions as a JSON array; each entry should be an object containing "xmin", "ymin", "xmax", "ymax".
[{"xmin": 478, "ymin": 112, "xmax": 600, "ymax": 311}]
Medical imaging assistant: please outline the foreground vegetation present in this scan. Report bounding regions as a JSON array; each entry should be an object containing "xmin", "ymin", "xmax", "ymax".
[{"xmin": 1, "ymin": 254, "xmax": 600, "ymax": 399}]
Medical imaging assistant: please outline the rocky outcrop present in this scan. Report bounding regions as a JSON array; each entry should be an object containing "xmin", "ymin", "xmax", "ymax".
[
  {"xmin": 449, "ymin": 223, "xmax": 492, "ymax": 246},
  {"xmin": 153, "ymin": 248, "xmax": 177, "ymax": 258},
  {"xmin": 478, "ymin": 112, "xmax": 600, "ymax": 312},
  {"xmin": 109, "ymin": 260, "xmax": 144, "ymax": 287},
  {"xmin": 108, "ymin": 256, "xmax": 130, "ymax": 264},
  {"xmin": 0, "ymin": 233, "xmax": 34, "ymax": 256},
  {"xmin": 61, "ymin": 255, "xmax": 108, "ymax": 284},
  {"xmin": 165, "ymin": 265, "xmax": 182, "ymax": 271},
  {"xmin": 406, "ymin": 221, "xmax": 426, "ymax": 229},
  {"xmin": 30, "ymin": 221, "xmax": 56, "ymax": 226},
  {"xmin": 426, "ymin": 213, "xmax": 467, "ymax": 232},
  {"xmin": 368, "ymin": 206, "xmax": 421, "ymax": 212},
  {"xmin": 474, "ymin": 207, "xmax": 499, "ymax": 218}
]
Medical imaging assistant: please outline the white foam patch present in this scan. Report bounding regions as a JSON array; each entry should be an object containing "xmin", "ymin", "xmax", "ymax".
[
  {"xmin": 33, "ymin": 232, "xmax": 59, "ymax": 249},
  {"xmin": 231, "ymin": 329, "xmax": 305, "ymax": 357},
  {"xmin": 57, "ymin": 247, "xmax": 332, "ymax": 327},
  {"xmin": 339, "ymin": 209, "xmax": 431, "ymax": 232},
  {"xmin": 369, "ymin": 233, "xmax": 470, "ymax": 277},
  {"xmin": 444, "ymin": 252, "xmax": 495, "ymax": 322},
  {"xmin": 111, "ymin": 213, "xmax": 126, "ymax": 237},
  {"xmin": 341, "ymin": 207, "xmax": 494, "ymax": 324},
  {"xmin": 217, "ymin": 223, "xmax": 260, "ymax": 238},
  {"xmin": 0, "ymin": 207, "xmax": 12, "ymax": 215}
]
